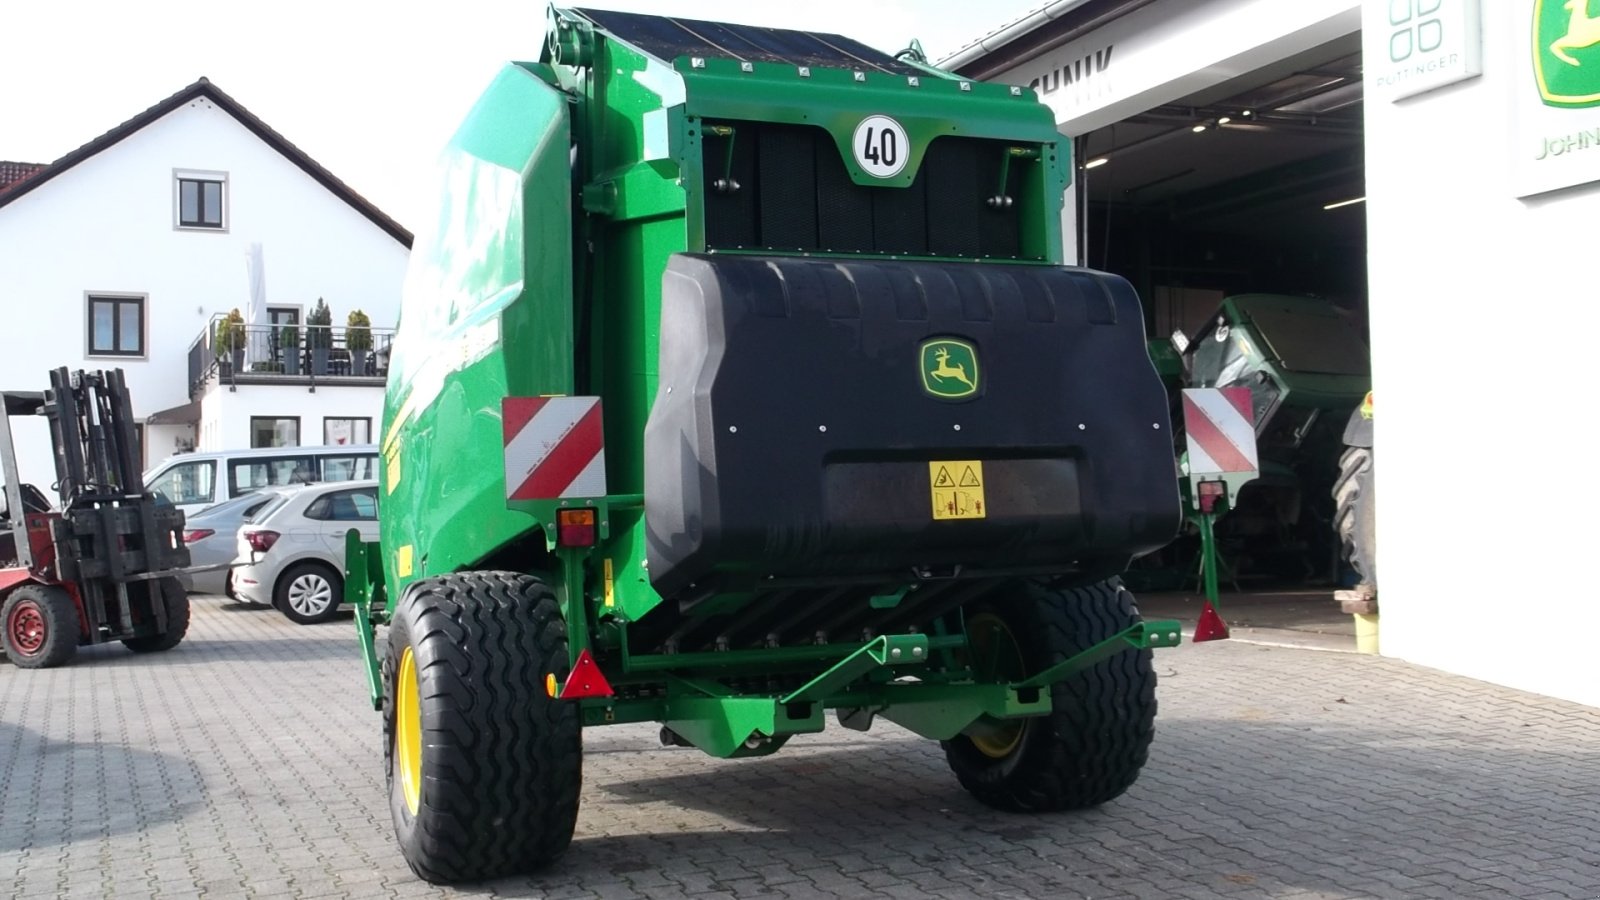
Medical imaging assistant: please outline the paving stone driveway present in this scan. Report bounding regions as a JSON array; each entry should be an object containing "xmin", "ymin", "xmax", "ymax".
[{"xmin": 3, "ymin": 595, "xmax": 1600, "ymax": 899}]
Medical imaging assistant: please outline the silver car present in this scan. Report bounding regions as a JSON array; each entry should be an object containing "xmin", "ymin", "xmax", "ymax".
[
  {"xmin": 234, "ymin": 480, "xmax": 379, "ymax": 624},
  {"xmin": 179, "ymin": 488, "xmax": 294, "ymax": 595}
]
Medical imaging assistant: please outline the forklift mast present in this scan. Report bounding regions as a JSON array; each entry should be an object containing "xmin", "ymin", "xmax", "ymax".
[{"xmin": 46, "ymin": 368, "xmax": 148, "ymax": 506}]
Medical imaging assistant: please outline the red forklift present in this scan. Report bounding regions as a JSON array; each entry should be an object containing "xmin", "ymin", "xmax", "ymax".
[{"xmin": 1, "ymin": 368, "xmax": 191, "ymax": 668}]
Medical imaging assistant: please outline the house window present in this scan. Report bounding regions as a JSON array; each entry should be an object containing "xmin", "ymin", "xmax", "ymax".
[
  {"xmin": 87, "ymin": 294, "xmax": 146, "ymax": 357},
  {"xmin": 250, "ymin": 416, "xmax": 300, "ymax": 449},
  {"xmin": 323, "ymin": 417, "xmax": 371, "ymax": 446},
  {"xmin": 267, "ymin": 307, "xmax": 300, "ymax": 328},
  {"xmin": 175, "ymin": 172, "xmax": 227, "ymax": 229}
]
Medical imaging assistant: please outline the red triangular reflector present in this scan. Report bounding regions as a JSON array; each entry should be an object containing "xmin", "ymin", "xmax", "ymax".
[
  {"xmin": 559, "ymin": 649, "xmax": 614, "ymax": 699},
  {"xmin": 1193, "ymin": 600, "xmax": 1230, "ymax": 642}
]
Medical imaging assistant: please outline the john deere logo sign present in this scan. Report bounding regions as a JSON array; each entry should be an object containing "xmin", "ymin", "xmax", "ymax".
[
  {"xmin": 1518, "ymin": 0, "xmax": 1600, "ymax": 196},
  {"xmin": 1534, "ymin": 0, "xmax": 1600, "ymax": 107},
  {"xmin": 920, "ymin": 339, "xmax": 979, "ymax": 399}
]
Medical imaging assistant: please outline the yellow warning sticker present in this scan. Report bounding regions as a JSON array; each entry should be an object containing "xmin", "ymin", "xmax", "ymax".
[
  {"xmin": 384, "ymin": 445, "xmax": 401, "ymax": 495},
  {"xmin": 397, "ymin": 544, "xmax": 415, "ymax": 578},
  {"xmin": 930, "ymin": 461, "xmax": 986, "ymax": 520}
]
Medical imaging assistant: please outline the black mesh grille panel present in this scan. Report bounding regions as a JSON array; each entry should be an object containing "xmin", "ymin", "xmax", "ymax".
[
  {"xmin": 925, "ymin": 140, "xmax": 985, "ymax": 258},
  {"xmin": 758, "ymin": 128, "xmax": 817, "ymax": 250},
  {"xmin": 701, "ymin": 121, "xmax": 1033, "ymax": 260}
]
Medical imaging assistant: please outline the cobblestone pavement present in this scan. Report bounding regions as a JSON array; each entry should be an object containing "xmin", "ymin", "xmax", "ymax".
[{"xmin": 3, "ymin": 595, "xmax": 1600, "ymax": 899}]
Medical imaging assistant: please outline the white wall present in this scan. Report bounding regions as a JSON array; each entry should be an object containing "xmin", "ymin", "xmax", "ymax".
[
  {"xmin": 1365, "ymin": 7, "xmax": 1600, "ymax": 708},
  {"xmin": 0, "ymin": 95, "xmax": 408, "ymax": 485},
  {"xmin": 144, "ymin": 423, "xmax": 195, "ymax": 465},
  {"xmin": 993, "ymin": 0, "xmax": 1360, "ymax": 135},
  {"xmin": 178, "ymin": 383, "xmax": 382, "ymax": 470}
]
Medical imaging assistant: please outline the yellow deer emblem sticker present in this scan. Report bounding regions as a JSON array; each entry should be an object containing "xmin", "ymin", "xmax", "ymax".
[{"xmin": 920, "ymin": 339, "xmax": 980, "ymax": 399}]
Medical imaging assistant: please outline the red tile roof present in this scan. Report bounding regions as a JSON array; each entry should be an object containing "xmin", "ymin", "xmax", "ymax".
[{"xmin": 0, "ymin": 160, "xmax": 47, "ymax": 193}]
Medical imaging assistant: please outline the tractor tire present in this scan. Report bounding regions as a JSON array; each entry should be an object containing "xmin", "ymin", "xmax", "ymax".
[
  {"xmin": 123, "ymin": 578, "xmax": 192, "ymax": 653},
  {"xmin": 1, "ymin": 583, "xmax": 80, "ymax": 668},
  {"xmin": 1332, "ymin": 446, "xmax": 1370, "ymax": 561},
  {"xmin": 383, "ymin": 571, "xmax": 581, "ymax": 884},
  {"xmin": 943, "ymin": 577, "xmax": 1158, "ymax": 812},
  {"xmin": 1351, "ymin": 457, "xmax": 1377, "ymax": 591},
  {"xmin": 1333, "ymin": 447, "xmax": 1377, "ymax": 589}
]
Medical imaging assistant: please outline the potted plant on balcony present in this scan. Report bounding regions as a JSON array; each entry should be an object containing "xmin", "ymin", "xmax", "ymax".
[
  {"xmin": 278, "ymin": 321, "xmax": 302, "ymax": 375},
  {"xmin": 346, "ymin": 308, "xmax": 372, "ymax": 376},
  {"xmin": 215, "ymin": 308, "xmax": 246, "ymax": 375},
  {"xmin": 307, "ymin": 298, "xmax": 333, "ymax": 376}
]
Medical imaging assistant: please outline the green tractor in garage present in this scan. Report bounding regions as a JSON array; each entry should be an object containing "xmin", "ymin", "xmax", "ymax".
[
  {"xmin": 1163, "ymin": 294, "xmax": 1372, "ymax": 584},
  {"xmin": 346, "ymin": 7, "xmax": 1187, "ymax": 883}
]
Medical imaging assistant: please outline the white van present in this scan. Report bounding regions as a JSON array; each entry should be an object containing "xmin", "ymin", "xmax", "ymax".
[{"xmin": 142, "ymin": 445, "xmax": 380, "ymax": 517}]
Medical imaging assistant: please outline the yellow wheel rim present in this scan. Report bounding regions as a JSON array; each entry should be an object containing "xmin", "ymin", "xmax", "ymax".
[
  {"xmin": 395, "ymin": 646, "xmax": 423, "ymax": 816},
  {"xmin": 966, "ymin": 613, "xmax": 1027, "ymax": 760}
]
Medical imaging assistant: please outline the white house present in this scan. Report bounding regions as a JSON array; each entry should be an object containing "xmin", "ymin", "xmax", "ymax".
[{"xmin": 0, "ymin": 77, "xmax": 411, "ymax": 489}]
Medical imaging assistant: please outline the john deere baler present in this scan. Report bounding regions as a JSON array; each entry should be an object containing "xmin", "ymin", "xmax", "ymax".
[{"xmin": 348, "ymin": 6, "xmax": 1183, "ymax": 883}]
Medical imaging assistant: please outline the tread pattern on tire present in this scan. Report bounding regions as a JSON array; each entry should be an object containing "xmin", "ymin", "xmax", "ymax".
[
  {"xmin": 1333, "ymin": 446, "xmax": 1370, "ymax": 560},
  {"xmin": 944, "ymin": 577, "xmax": 1157, "ymax": 812},
  {"xmin": 1333, "ymin": 446, "xmax": 1376, "ymax": 586},
  {"xmin": 1, "ymin": 583, "xmax": 80, "ymax": 668},
  {"xmin": 122, "ymin": 578, "xmax": 190, "ymax": 653},
  {"xmin": 383, "ymin": 570, "xmax": 581, "ymax": 884}
]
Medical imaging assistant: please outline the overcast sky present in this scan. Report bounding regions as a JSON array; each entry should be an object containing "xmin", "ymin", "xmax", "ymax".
[{"xmin": 3, "ymin": 0, "xmax": 1041, "ymax": 229}]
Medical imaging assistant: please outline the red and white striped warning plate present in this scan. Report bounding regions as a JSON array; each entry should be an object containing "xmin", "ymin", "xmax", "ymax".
[
  {"xmin": 1181, "ymin": 387, "xmax": 1258, "ymax": 475},
  {"xmin": 503, "ymin": 396, "xmax": 607, "ymax": 500}
]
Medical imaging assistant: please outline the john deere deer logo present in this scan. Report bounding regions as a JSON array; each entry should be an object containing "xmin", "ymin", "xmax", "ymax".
[
  {"xmin": 1535, "ymin": 0, "xmax": 1600, "ymax": 107},
  {"xmin": 920, "ymin": 339, "xmax": 980, "ymax": 399},
  {"xmin": 1553, "ymin": 0, "xmax": 1600, "ymax": 65}
]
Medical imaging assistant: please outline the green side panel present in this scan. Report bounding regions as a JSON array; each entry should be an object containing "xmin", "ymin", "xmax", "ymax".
[
  {"xmin": 565, "ymin": 39, "xmax": 692, "ymax": 624},
  {"xmin": 378, "ymin": 63, "xmax": 574, "ymax": 603}
]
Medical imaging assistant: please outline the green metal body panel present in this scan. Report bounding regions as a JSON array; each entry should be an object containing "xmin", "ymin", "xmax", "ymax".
[
  {"xmin": 377, "ymin": 61, "xmax": 575, "ymax": 597},
  {"xmin": 1185, "ymin": 294, "xmax": 1371, "ymax": 428},
  {"xmin": 349, "ymin": 6, "xmax": 1180, "ymax": 753}
]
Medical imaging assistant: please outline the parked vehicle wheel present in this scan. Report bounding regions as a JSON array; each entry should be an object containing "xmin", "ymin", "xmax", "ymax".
[
  {"xmin": 122, "ymin": 578, "xmax": 192, "ymax": 653},
  {"xmin": 383, "ymin": 570, "xmax": 581, "ymax": 884},
  {"xmin": 943, "ymin": 577, "xmax": 1158, "ymax": 811},
  {"xmin": 2, "ymin": 583, "xmax": 80, "ymax": 668},
  {"xmin": 1333, "ymin": 446, "xmax": 1377, "ymax": 590},
  {"xmin": 274, "ymin": 562, "xmax": 343, "ymax": 625}
]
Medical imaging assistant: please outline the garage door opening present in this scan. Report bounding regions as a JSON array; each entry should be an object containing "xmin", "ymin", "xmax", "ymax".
[{"xmin": 1073, "ymin": 34, "xmax": 1373, "ymax": 594}]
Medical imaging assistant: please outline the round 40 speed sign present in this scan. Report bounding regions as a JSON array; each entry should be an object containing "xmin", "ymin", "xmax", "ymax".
[{"xmin": 852, "ymin": 115, "xmax": 910, "ymax": 179}]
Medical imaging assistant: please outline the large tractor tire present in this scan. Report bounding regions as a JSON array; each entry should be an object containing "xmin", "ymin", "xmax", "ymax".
[
  {"xmin": 383, "ymin": 571, "xmax": 581, "ymax": 884},
  {"xmin": 123, "ymin": 578, "xmax": 191, "ymax": 653},
  {"xmin": 943, "ymin": 577, "xmax": 1158, "ymax": 811},
  {"xmin": 1, "ymin": 583, "xmax": 80, "ymax": 668},
  {"xmin": 1333, "ymin": 447, "xmax": 1377, "ymax": 589}
]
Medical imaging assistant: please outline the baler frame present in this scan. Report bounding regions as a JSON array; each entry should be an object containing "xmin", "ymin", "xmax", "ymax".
[{"xmin": 350, "ymin": 528, "xmax": 1178, "ymax": 758}]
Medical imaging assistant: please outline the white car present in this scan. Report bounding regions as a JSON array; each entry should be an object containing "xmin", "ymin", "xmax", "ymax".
[{"xmin": 234, "ymin": 480, "xmax": 379, "ymax": 624}]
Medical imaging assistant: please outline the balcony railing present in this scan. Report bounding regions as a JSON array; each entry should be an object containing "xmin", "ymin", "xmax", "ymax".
[{"xmin": 189, "ymin": 317, "xmax": 397, "ymax": 400}]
